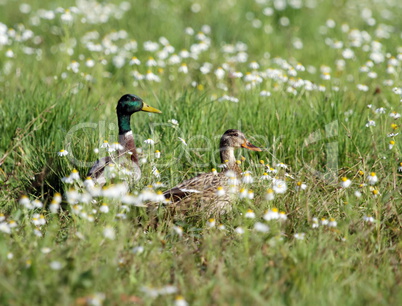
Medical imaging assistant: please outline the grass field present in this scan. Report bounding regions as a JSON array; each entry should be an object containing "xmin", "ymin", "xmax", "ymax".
[{"xmin": 1, "ymin": 0, "xmax": 402, "ymax": 304}]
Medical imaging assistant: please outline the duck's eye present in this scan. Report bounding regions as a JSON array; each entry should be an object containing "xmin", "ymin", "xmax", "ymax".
[{"xmin": 233, "ymin": 133, "xmax": 238, "ymax": 137}]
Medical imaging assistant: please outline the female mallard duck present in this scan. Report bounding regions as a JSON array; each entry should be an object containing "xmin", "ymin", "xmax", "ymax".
[
  {"xmin": 161, "ymin": 129, "xmax": 261, "ymax": 215},
  {"xmin": 88, "ymin": 94, "xmax": 161, "ymax": 185}
]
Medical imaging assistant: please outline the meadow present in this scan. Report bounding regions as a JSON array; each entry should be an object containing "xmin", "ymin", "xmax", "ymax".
[{"xmin": 0, "ymin": 0, "xmax": 402, "ymax": 304}]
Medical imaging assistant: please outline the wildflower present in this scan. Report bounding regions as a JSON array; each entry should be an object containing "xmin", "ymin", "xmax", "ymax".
[
  {"xmin": 235, "ymin": 227, "xmax": 245, "ymax": 235},
  {"xmin": 295, "ymin": 181, "xmax": 307, "ymax": 191},
  {"xmin": 367, "ymin": 172, "xmax": 378, "ymax": 185},
  {"xmin": 103, "ymin": 226, "xmax": 116, "ymax": 240},
  {"xmin": 32, "ymin": 215, "xmax": 41, "ymax": 226},
  {"xmin": 50, "ymin": 261, "xmax": 63, "ymax": 270},
  {"xmin": 173, "ymin": 226, "xmax": 183, "ymax": 236},
  {"xmin": 19, "ymin": 195, "xmax": 32, "ymax": 209},
  {"xmin": 254, "ymin": 222, "xmax": 269, "ymax": 233},
  {"xmin": 340, "ymin": 177, "xmax": 352, "ymax": 188},
  {"xmin": 363, "ymin": 215, "xmax": 375, "ymax": 223},
  {"xmin": 132, "ymin": 246, "xmax": 144, "ymax": 254},
  {"xmin": 371, "ymin": 189, "xmax": 380, "ymax": 197},
  {"xmin": 212, "ymin": 168, "xmax": 217, "ymax": 175},
  {"xmin": 276, "ymin": 162, "xmax": 288, "ymax": 169},
  {"xmin": 328, "ymin": 218, "xmax": 337, "ymax": 227},
  {"xmin": 248, "ymin": 190, "xmax": 254, "ymax": 199},
  {"xmin": 365, "ymin": 120, "xmax": 376, "ymax": 127},
  {"xmin": 239, "ymin": 188, "xmax": 248, "ymax": 198},
  {"xmin": 154, "ymin": 150, "xmax": 161, "ymax": 159},
  {"xmin": 67, "ymin": 60, "xmax": 79, "ymax": 73},
  {"xmin": 272, "ymin": 179, "xmax": 287, "ymax": 194},
  {"xmin": 168, "ymin": 119, "xmax": 179, "ymax": 126},
  {"xmin": 41, "ymin": 247, "xmax": 52, "ymax": 254},
  {"xmin": 129, "ymin": 56, "xmax": 141, "ymax": 65},
  {"xmin": 249, "ymin": 61, "xmax": 260, "ymax": 70},
  {"xmin": 354, "ymin": 190, "xmax": 362, "ymax": 198},
  {"xmin": 178, "ymin": 63, "xmax": 188, "ymax": 73},
  {"xmin": 86, "ymin": 293, "xmax": 106, "ymax": 306},
  {"xmin": 154, "ymin": 191, "xmax": 165, "ymax": 202},
  {"xmin": 146, "ymin": 57, "xmax": 157, "ymax": 66},
  {"xmin": 110, "ymin": 142, "xmax": 124, "ymax": 151},
  {"xmin": 174, "ymin": 295, "xmax": 188, "ymax": 306},
  {"xmin": 260, "ymin": 90, "xmax": 271, "ymax": 97},
  {"xmin": 144, "ymin": 138, "xmax": 155, "ymax": 145},
  {"xmin": 279, "ymin": 211, "xmax": 287, "ymax": 221},
  {"xmin": 375, "ymin": 107, "xmax": 386, "ymax": 114},
  {"xmin": 389, "ymin": 140, "xmax": 395, "ymax": 149},
  {"xmin": 294, "ymin": 233, "xmax": 305, "ymax": 240},
  {"xmin": 263, "ymin": 208, "xmax": 279, "ymax": 221},
  {"xmin": 285, "ymin": 173, "xmax": 295, "ymax": 180},
  {"xmin": 391, "ymin": 123, "xmax": 398, "ymax": 130},
  {"xmin": 152, "ymin": 167, "xmax": 160, "ymax": 178},
  {"xmin": 7, "ymin": 252, "xmax": 13, "ymax": 260},
  {"xmin": 265, "ymin": 189, "xmax": 275, "ymax": 201},
  {"xmin": 100, "ymin": 140, "xmax": 109, "ymax": 148},
  {"xmin": 70, "ymin": 169, "xmax": 80, "ymax": 180},
  {"xmin": 99, "ymin": 203, "xmax": 109, "ymax": 213},
  {"xmin": 178, "ymin": 137, "xmax": 187, "ymax": 146},
  {"xmin": 321, "ymin": 218, "xmax": 329, "ymax": 226},
  {"xmin": 266, "ymin": 167, "xmax": 278, "ymax": 174},
  {"xmin": 85, "ymin": 58, "xmax": 95, "ymax": 67},
  {"xmin": 84, "ymin": 177, "xmax": 95, "ymax": 189},
  {"xmin": 215, "ymin": 186, "xmax": 225, "ymax": 196},
  {"xmin": 207, "ymin": 218, "xmax": 216, "ymax": 228},
  {"xmin": 260, "ymin": 173, "xmax": 272, "ymax": 180},
  {"xmin": 145, "ymin": 71, "xmax": 161, "ymax": 82},
  {"xmin": 217, "ymin": 224, "xmax": 226, "ymax": 230},
  {"xmin": 389, "ymin": 112, "xmax": 401, "ymax": 119},
  {"xmin": 215, "ymin": 67, "xmax": 225, "ymax": 79},
  {"xmin": 58, "ymin": 149, "xmax": 69, "ymax": 156},
  {"xmin": 0, "ymin": 222, "xmax": 11, "ymax": 234},
  {"xmin": 245, "ymin": 209, "xmax": 255, "ymax": 219},
  {"xmin": 398, "ymin": 162, "xmax": 402, "ymax": 172},
  {"xmin": 218, "ymin": 95, "xmax": 239, "ymax": 103},
  {"xmin": 34, "ymin": 228, "xmax": 42, "ymax": 237},
  {"xmin": 46, "ymin": 199, "xmax": 59, "ymax": 214},
  {"xmin": 242, "ymin": 172, "xmax": 254, "ymax": 184},
  {"xmin": 312, "ymin": 217, "xmax": 319, "ymax": 228}
]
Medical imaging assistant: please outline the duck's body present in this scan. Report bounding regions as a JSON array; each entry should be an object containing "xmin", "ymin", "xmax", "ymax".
[
  {"xmin": 88, "ymin": 94, "xmax": 161, "ymax": 185},
  {"xmin": 161, "ymin": 129, "xmax": 261, "ymax": 215}
]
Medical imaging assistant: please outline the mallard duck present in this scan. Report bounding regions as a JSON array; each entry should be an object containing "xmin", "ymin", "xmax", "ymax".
[
  {"xmin": 88, "ymin": 94, "xmax": 161, "ymax": 185},
  {"xmin": 160, "ymin": 129, "xmax": 261, "ymax": 215}
]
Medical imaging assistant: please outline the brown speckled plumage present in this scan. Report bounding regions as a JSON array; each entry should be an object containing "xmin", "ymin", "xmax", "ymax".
[{"xmin": 160, "ymin": 129, "xmax": 262, "ymax": 215}]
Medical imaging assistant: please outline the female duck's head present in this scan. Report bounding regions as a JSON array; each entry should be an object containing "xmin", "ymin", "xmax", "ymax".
[
  {"xmin": 220, "ymin": 129, "xmax": 261, "ymax": 151},
  {"xmin": 116, "ymin": 94, "xmax": 162, "ymax": 116}
]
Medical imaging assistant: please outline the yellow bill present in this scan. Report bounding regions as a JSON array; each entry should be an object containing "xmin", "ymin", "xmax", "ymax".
[{"xmin": 142, "ymin": 103, "xmax": 162, "ymax": 113}]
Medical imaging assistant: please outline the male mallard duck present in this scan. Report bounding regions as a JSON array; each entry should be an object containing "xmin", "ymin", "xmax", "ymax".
[
  {"xmin": 161, "ymin": 129, "xmax": 261, "ymax": 215},
  {"xmin": 88, "ymin": 94, "xmax": 161, "ymax": 185}
]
